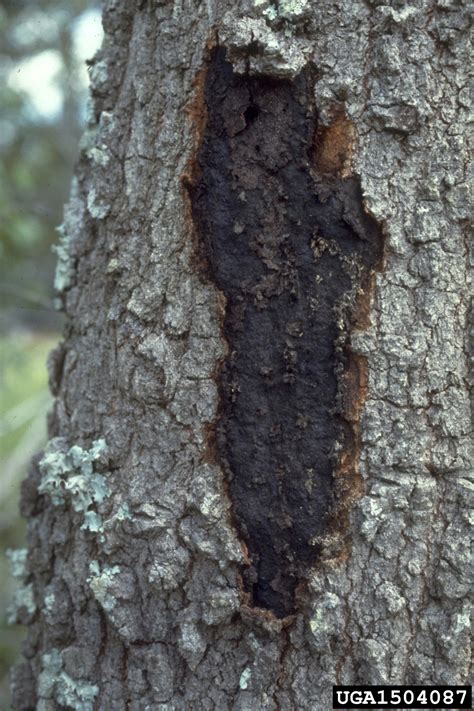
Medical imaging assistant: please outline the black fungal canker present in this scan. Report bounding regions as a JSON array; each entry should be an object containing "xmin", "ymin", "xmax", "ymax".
[{"xmin": 189, "ymin": 48, "xmax": 383, "ymax": 617}]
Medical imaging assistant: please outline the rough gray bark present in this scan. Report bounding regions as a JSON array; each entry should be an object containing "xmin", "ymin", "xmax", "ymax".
[{"xmin": 11, "ymin": 0, "xmax": 472, "ymax": 709}]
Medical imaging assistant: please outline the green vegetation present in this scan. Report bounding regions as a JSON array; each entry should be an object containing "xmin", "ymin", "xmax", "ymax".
[
  {"xmin": 0, "ymin": 0, "xmax": 102, "ymax": 329},
  {"xmin": 0, "ymin": 333, "xmax": 56, "ymax": 703}
]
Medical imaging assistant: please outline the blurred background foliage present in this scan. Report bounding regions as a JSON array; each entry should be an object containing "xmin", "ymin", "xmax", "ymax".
[{"xmin": 0, "ymin": 1, "xmax": 102, "ymax": 704}]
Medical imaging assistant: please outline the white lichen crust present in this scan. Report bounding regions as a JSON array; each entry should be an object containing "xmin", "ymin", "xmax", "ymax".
[{"xmin": 13, "ymin": 0, "xmax": 472, "ymax": 709}]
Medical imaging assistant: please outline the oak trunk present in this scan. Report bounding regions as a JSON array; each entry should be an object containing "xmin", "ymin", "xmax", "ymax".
[{"xmin": 12, "ymin": 1, "xmax": 472, "ymax": 709}]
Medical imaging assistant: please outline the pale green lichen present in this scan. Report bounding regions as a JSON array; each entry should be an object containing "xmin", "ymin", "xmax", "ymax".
[
  {"xmin": 39, "ymin": 438, "xmax": 109, "ymax": 533},
  {"xmin": 100, "ymin": 502, "xmax": 132, "ymax": 530},
  {"xmin": 106, "ymin": 257, "xmax": 120, "ymax": 274},
  {"xmin": 88, "ymin": 146, "xmax": 110, "ymax": 167},
  {"xmin": 239, "ymin": 667, "xmax": 252, "ymax": 690},
  {"xmin": 6, "ymin": 548, "xmax": 28, "ymax": 578},
  {"xmin": 278, "ymin": 0, "xmax": 309, "ymax": 18},
  {"xmin": 44, "ymin": 591, "xmax": 56, "ymax": 612},
  {"xmin": 88, "ymin": 561, "xmax": 121, "ymax": 612},
  {"xmin": 38, "ymin": 648, "xmax": 99, "ymax": 711},
  {"xmin": 254, "ymin": 0, "xmax": 309, "ymax": 23},
  {"xmin": 52, "ymin": 223, "xmax": 75, "ymax": 293},
  {"xmin": 7, "ymin": 583, "xmax": 36, "ymax": 623},
  {"xmin": 87, "ymin": 187, "xmax": 110, "ymax": 219},
  {"xmin": 115, "ymin": 502, "xmax": 132, "ymax": 521},
  {"xmin": 82, "ymin": 510, "xmax": 103, "ymax": 533},
  {"xmin": 37, "ymin": 649, "xmax": 63, "ymax": 698},
  {"xmin": 79, "ymin": 127, "xmax": 111, "ymax": 167},
  {"xmin": 6, "ymin": 548, "xmax": 36, "ymax": 623},
  {"xmin": 89, "ymin": 59, "xmax": 108, "ymax": 88},
  {"xmin": 79, "ymin": 125, "xmax": 98, "ymax": 154},
  {"xmin": 263, "ymin": 6, "xmax": 278, "ymax": 21}
]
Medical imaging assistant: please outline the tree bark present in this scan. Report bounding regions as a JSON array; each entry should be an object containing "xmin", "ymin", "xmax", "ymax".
[{"xmin": 12, "ymin": 1, "xmax": 471, "ymax": 709}]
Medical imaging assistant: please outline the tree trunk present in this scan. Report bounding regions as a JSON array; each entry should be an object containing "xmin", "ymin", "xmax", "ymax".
[{"xmin": 12, "ymin": 1, "xmax": 471, "ymax": 708}]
